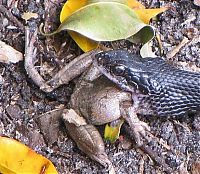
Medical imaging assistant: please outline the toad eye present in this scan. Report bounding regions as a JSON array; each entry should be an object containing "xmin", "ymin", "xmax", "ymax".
[{"xmin": 112, "ymin": 65, "xmax": 126, "ymax": 76}]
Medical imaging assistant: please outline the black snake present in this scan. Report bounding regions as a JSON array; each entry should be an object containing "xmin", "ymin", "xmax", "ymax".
[{"xmin": 95, "ymin": 50, "xmax": 200, "ymax": 117}]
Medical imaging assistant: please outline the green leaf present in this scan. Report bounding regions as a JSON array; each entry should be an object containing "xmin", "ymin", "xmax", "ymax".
[
  {"xmin": 128, "ymin": 26, "xmax": 155, "ymax": 58},
  {"xmin": 42, "ymin": 2, "xmax": 154, "ymax": 43},
  {"xmin": 87, "ymin": 0, "xmax": 127, "ymax": 4},
  {"xmin": 128, "ymin": 26, "xmax": 155, "ymax": 44}
]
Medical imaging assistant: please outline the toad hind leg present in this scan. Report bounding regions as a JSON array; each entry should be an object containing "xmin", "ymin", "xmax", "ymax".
[{"xmin": 62, "ymin": 109, "xmax": 114, "ymax": 172}]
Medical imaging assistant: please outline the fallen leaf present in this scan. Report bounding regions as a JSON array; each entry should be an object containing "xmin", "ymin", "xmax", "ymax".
[
  {"xmin": 60, "ymin": 0, "xmax": 97, "ymax": 52},
  {"xmin": 59, "ymin": 0, "xmax": 146, "ymax": 52},
  {"xmin": 68, "ymin": 31, "xmax": 98, "ymax": 52},
  {"xmin": 0, "ymin": 136, "xmax": 58, "ymax": 174},
  {"xmin": 128, "ymin": 26, "xmax": 155, "ymax": 57},
  {"xmin": 44, "ymin": 2, "xmax": 153, "ymax": 41},
  {"xmin": 127, "ymin": 0, "xmax": 145, "ymax": 9},
  {"xmin": 36, "ymin": 109, "xmax": 64, "ymax": 145},
  {"xmin": 135, "ymin": 7, "xmax": 168, "ymax": 24},
  {"xmin": 43, "ymin": 0, "xmax": 167, "ymax": 54},
  {"xmin": 0, "ymin": 41, "xmax": 23, "ymax": 63},
  {"xmin": 60, "ymin": 0, "xmax": 87, "ymax": 22},
  {"xmin": 58, "ymin": 0, "xmax": 166, "ymax": 52},
  {"xmin": 104, "ymin": 119, "xmax": 124, "ymax": 142}
]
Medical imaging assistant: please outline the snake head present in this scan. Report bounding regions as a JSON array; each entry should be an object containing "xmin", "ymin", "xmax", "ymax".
[{"xmin": 94, "ymin": 50, "xmax": 152, "ymax": 94}]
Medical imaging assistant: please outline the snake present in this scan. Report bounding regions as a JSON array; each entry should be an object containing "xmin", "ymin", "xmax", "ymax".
[{"xmin": 94, "ymin": 50, "xmax": 200, "ymax": 117}]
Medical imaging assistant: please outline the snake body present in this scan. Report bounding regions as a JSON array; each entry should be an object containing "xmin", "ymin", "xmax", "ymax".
[{"xmin": 95, "ymin": 50, "xmax": 200, "ymax": 117}]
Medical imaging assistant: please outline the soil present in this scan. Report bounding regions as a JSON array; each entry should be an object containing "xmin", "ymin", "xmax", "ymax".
[{"xmin": 0, "ymin": 0, "xmax": 200, "ymax": 174}]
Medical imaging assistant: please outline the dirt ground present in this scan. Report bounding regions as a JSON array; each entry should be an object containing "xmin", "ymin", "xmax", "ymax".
[{"xmin": 0, "ymin": 0, "xmax": 200, "ymax": 174}]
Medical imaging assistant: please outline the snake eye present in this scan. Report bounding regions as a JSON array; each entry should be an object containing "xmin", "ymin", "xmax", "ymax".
[{"xmin": 112, "ymin": 65, "xmax": 126, "ymax": 76}]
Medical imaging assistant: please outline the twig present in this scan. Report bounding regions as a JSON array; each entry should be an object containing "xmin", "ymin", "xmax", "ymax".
[
  {"xmin": 166, "ymin": 37, "xmax": 189, "ymax": 59},
  {"xmin": 156, "ymin": 33, "xmax": 164, "ymax": 56},
  {"xmin": 0, "ymin": 5, "xmax": 24, "ymax": 31},
  {"xmin": 24, "ymin": 27, "xmax": 46, "ymax": 88},
  {"xmin": 138, "ymin": 156, "xmax": 145, "ymax": 174},
  {"xmin": 139, "ymin": 145, "xmax": 172, "ymax": 174}
]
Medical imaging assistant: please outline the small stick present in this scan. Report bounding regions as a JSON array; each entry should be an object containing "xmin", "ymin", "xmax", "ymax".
[
  {"xmin": 166, "ymin": 37, "xmax": 189, "ymax": 59},
  {"xmin": 139, "ymin": 145, "xmax": 172, "ymax": 174},
  {"xmin": 0, "ymin": 5, "xmax": 24, "ymax": 31},
  {"xmin": 156, "ymin": 33, "xmax": 164, "ymax": 56}
]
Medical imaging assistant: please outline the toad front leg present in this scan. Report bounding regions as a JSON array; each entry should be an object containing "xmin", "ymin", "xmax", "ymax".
[{"xmin": 119, "ymin": 99, "xmax": 151, "ymax": 146}]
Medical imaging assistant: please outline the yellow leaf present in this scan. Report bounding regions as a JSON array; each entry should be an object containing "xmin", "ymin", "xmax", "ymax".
[
  {"xmin": 0, "ymin": 136, "xmax": 58, "ymax": 174},
  {"xmin": 104, "ymin": 119, "xmax": 124, "ymax": 143},
  {"xmin": 60, "ymin": 0, "xmax": 97, "ymax": 52},
  {"xmin": 127, "ymin": 0, "xmax": 145, "ymax": 9},
  {"xmin": 60, "ymin": 0, "xmax": 87, "ymax": 22},
  {"xmin": 58, "ymin": 0, "xmax": 166, "ymax": 51},
  {"xmin": 128, "ymin": 1, "xmax": 167, "ymax": 24},
  {"xmin": 69, "ymin": 31, "xmax": 99, "ymax": 51},
  {"xmin": 135, "ymin": 7, "xmax": 168, "ymax": 24}
]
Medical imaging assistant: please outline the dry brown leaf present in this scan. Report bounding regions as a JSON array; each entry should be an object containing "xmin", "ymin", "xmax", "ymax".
[
  {"xmin": 0, "ymin": 41, "xmax": 23, "ymax": 63},
  {"xmin": 22, "ymin": 12, "xmax": 38, "ymax": 21},
  {"xmin": 36, "ymin": 109, "xmax": 64, "ymax": 145}
]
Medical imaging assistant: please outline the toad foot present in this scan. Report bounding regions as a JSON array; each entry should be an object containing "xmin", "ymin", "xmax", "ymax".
[{"xmin": 130, "ymin": 121, "xmax": 150, "ymax": 146}]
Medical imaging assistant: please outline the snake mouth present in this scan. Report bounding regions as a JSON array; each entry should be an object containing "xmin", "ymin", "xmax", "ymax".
[
  {"xmin": 94, "ymin": 57, "xmax": 134, "ymax": 93},
  {"xmin": 94, "ymin": 50, "xmax": 143, "ymax": 93}
]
